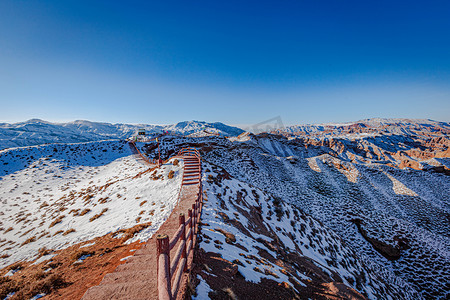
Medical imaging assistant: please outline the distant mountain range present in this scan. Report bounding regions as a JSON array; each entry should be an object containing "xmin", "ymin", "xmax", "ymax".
[
  {"xmin": 0, "ymin": 117, "xmax": 449, "ymax": 298},
  {"xmin": 0, "ymin": 119, "xmax": 245, "ymax": 150},
  {"xmin": 1, "ymin": 118, "xmax": 449, "ymax": 151},
  {"xmin": 278, "ymin": 118, "xmax": 450, "ymax": 137}
]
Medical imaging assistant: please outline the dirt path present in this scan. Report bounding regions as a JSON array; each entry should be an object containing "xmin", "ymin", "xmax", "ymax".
[{"xmin": 82, "ymin": 153, "xmax": 201, "ymax": 300}]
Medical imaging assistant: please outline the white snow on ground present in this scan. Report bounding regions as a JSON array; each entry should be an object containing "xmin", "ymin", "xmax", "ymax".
[
  {"xmin": 195, "ymin": 160, "xmax": 421, "ymax": 299},
  {"xmin": 192, "ymin": 277, "xmax": 212, "ymax": 300},
  {"xmin": 30, "ymin": 253, "xmax": 57, "ymax": 265},
  {"xmin": 199, "ymin": 174, "xmax": 293, "ymax": 285},
  {"xmin": 0, "ymin": 140, "xmax": 182, "ymax": 268},
  {"xmin": 306, "ymin": 157, "xmax": 321, "ymax": 172},
  {"xmin": 197, "ymin": 132, "xmax": 450, "ymax": 299},
  {"xmin": 383, "ymin": 172, "xmax": 418, "ymax": 196}
]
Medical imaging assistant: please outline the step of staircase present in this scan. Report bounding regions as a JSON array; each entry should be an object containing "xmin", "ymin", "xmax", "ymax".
[
  {"xmin": 184, "ymin": 173, "xmax": 199, "ymax": 177},
  {"xmin": 182, "ymin": 181, "xmax": 200, "ymax": 185},
  {"xmin": 184, "ymin": 170, "xmax": 199, "ymax": 173}
]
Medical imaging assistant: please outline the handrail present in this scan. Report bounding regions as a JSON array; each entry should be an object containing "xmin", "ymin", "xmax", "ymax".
[
  {"xmin": 157, "ymin": 190, "xmax": 202, "ymax": 300},
  {"xmin": 177, "ymin": 148, "xmax": 200, "ymax": 158},
  {"xmin": 176, "ymin": 148, "xmax": 202, "ymax": 204},
  {"xmin": 157, "ymin": 147, "xmax": 203, "ymax": 300},
  {"xmin": 128, "ymin": 141, "xmax": 158, "ymax": 165}
]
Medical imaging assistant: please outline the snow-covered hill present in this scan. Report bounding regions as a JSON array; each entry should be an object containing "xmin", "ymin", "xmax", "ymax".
[
  {"xmin": 0, "ymin": 141, "xmax": 182, "ymax": 269},
  {"xmin": 0, "ymin": 119, "xmax": 244, "ymax": 150},
  {"xmin": 275, "ymin": 118, "xmax": 449, "ymax": 140},
  {"xmin": 193, "ymin": 162, "xmax": 418, "ymax": 299},
  {"xmin": 144, "ymin": 133, "xmax": 449, "ymax": 299},
  {"xmin": 1, "ymin": 118, "xmax": 449, "ymax": 299}
]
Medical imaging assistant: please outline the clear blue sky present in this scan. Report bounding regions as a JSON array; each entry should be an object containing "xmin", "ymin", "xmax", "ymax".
[{"xmin": 1, "ymin": 0, "xmax": 449, "ymax": 126}]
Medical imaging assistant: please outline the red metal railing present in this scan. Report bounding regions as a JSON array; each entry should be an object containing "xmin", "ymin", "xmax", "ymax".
[
  {"xmin": 177, "ymin": 148, "xmax": 201, "ymax": 159},
  {"xmin": 128, "ymin": 141, "xmax": 158, "ymax": 165},
  {"xmin": 157, "ymin": 148, "xmax": 202, "ymax": 300},
  {"xmin": 178, "ymin": 148, "xmax": 201, "ymax": 188}
]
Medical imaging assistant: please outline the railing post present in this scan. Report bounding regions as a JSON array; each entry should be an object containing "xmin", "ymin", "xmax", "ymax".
[
  {"xmin": 179, "ymin": 213, "xmax": 187, "ymax": 272},
  {"xmin": 195, "ymin": 196, "xmax": 199, "ymax": 213},
  {"xmin": 192, "ymin": 203, "xmax": 196, "ymax": 230},
  {"xmin": 188, "ymin": 209, "xmax": 193, "ymax": 242},
  {"xmin": 157, "ymin": 234, "xmax": 172, "ymax": 300}
]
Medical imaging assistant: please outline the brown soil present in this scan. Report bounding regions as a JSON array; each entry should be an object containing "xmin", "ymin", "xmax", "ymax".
[
  {"xmin": 189, "ymin": 167, "xmax": 367, "ymax": 300},
  {"xmin": 190, "ymin": 249, "xmax": 366, "ymax": 300},
  {"xmin": 0, "ymin": 223, "xmax": 151, "ymax": 300}
]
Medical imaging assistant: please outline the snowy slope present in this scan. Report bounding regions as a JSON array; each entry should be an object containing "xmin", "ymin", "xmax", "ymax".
[
  {"xmin": 136, "ymin": 134, "xmax": 448, "ymax": 299},
  {"xmin": 279, "ymin": 118, "xmax": 450, "ymax": 139},
  {"xmin": 0, "ymin": 119, "xmax": 244, "ymax": 150},
  {"xmin": 197, "ymin": 136, "xmax": 449, "ymax": 299},
  {"xmin": 194, "ymin": 162, "xmax": 418, "ymax": 299},
  {"xmin": 0, "ymin": 140, "xmax": 182, "ymax": 269},
  {"xmin": 1, "ymin": 119, "xmax": 448, "ymax": 299}
]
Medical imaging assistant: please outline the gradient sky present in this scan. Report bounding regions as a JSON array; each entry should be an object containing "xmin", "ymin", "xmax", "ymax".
[{"xmin": 1, "ymin": 0, "xmax": 449, "ymax": 126}]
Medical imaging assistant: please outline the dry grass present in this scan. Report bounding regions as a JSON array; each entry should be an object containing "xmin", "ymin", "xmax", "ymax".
[
  {"xmin": 83, "ymin": 194, "xmax": 94, "ymax": 203},
  {"xmin": 71, "ymin": 250, "xmax": 95, "ymax": 262},
  {"xmin": 215, "ymin": 228, "xmax": 236, "ymax": 243},
  {"xmin": 118, "ymin": 222, "xmax": 152, "ymax": 240},
  {"xmin": 38, "ymin": 247, "xmax": 52, "ymax": 257},
  {"xmin": 264, "ymin": 268, "xmax": 280, "ymax": 278},
  {"xmin": 39, "ymin": 202, "xmax": 49, "ymax": 209},
  {"xmin": 53, "ymin": 230, "xmax": 64, "ymax": 236},
  {"xmin": 1, "ymin": 273, "xmax": 70, "ymax": 299},
  {"xmin": 19, "ymin": 228, "xmax": 33, "ymax": 237},
  {"xmin": 98, "ymin": 197, "xmax": 108, "ymax": 204},
  {"xmin": 79, "ymin": 208, "xmax": 91, "ymax": 216},
  {"xmin": 21, "ymin": 236, "xmax": 36, "ymax": 246},
  {"xmin": 69, "ymin": 208, "xmax": 80, "ymax": 216},
  {"xmin": 4, "ymin": 227, "xmax": 13, "ymax": 234},
  {"xmin": 222, "ymin": 287, "xmax": 238, "ymax": 300},
  {"xmin": 0, "ymin": 223, "xmax": 145, "ymax": 299},
  {"xmin": 139, "ymin": 200, "xmax": 147, "ymax": 206},
  {"xmin": 49, "ymin": 215, "xmax": 65, "ymax": 228},
  {"xmin": 89, "ymin": 208, "xmax": 108, "ymax": 222},
  {"xmin": 0, "ymin": 277, "xmax": 14, "ymax": 300},
  {"xmin": 38, "ymin": 231, "xmax": 49, "ymax": 239},
  {"xmin": 63, "ymin": 229, "xmax": 76, "ymax": 236},
  {"xmin": 7, "ymin": 262, "xmax": 23, "ymax": 273}
]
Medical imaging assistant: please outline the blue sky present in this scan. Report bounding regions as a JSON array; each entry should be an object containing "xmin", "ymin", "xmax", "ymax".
[{"xmin": 0, "ymin": 0, "xmax": 449, "ymax": 125}]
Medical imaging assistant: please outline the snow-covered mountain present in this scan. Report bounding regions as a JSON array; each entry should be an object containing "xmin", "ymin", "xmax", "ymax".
[
  {"xmin": 0, "ymin": 118, "xmax": 448, "ymax": 299},
  {"xmin": 193, "ymin": 162, "xmax": 419, "ymax": 299},
  {"xmin": 278, "ymin": 118, "xmax": 450, "ymax": 138},
  {"xmin": 150, "ymin": 131, "xmax": 449, "ymax": 299},
  {"xmin": 0, "ymin": 119, "xmax": 244, "ymax": 150}
]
